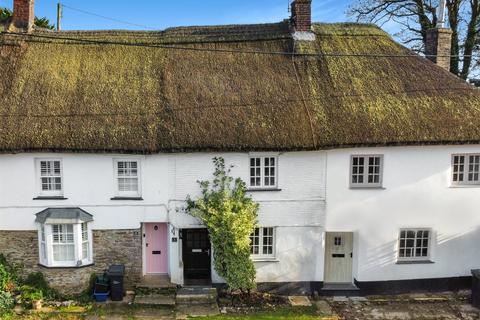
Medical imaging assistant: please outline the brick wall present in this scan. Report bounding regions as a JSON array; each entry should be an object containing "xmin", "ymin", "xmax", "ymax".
[
  {"xmin": 0, "ymin": 229, "xmax": 142, "ymax": 295},
  {"xmin": 291, "ymin": 0, "xmax": 312, "ymax": 32},
  {"xmin": 426, "ymin": 28, "xmax": 452, "ymax": 71}
]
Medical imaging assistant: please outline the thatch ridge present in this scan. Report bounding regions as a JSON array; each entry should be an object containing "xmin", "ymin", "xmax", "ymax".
[{"xmin": 0, "ymin": 22, "xmax": 479, "ymax": 154}]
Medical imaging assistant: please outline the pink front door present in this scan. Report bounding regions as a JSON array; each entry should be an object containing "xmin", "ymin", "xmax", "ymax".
[{"xmin": 145, "ymin": 223, "xmax": 168, "ymax": 274}]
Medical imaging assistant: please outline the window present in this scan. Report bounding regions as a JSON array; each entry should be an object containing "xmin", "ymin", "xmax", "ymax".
[
  {"xmin": 38, "ymin": 222, "xmax": 92, "ymax": 267},
  {"xmin": 452, "ymin": 154, "xmax": 480, "ymax": 185},
  {"xmin": 114, "ymin": 160, "xmax": 141, "ymax": 197},
  {"xmin": 350, "ymin": 155, "xmax": 383, "ymax": 188},
  {"xmin": 36, "ymin": 159, "xmax": 63, "ymax": 196},
  {"xmin": 81, "ymin": 223, "xmax": 89, "ymax": 261},
  {"xmin": 250, "ymin": 227, "xmax": 275, "ymax": 259},
  {"xmin": 398, "ymin": 229, "xmax": 431, "ymax": 261},
  {"xmin": 52, "ymin": 224, "xmax": 75, "ymax": 262},
  {"xmin": 249, "ymin": 156, "xmax": 277, "ymax": 189}
]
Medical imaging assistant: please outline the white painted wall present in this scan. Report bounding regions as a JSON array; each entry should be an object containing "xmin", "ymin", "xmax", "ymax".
[
  {"xmin": 326, "ymin": 145, "xmax": 480, "ymax": 282},
  {"xmin": 0, "ymin": 151, "xmax": 327, "ymax": 285}
]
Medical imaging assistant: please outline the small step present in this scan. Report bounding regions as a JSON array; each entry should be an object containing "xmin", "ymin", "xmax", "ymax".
[
  {"xmin": 321, "ymin": 283, "xmax": 359, "ymax": 291},
  {"xmin": 176, "ymin": 287, "xmax": 217, "ymax": 305},
  {"xmin": 134, "ymin": 293, "xmax": 176, "ymax": 306}
]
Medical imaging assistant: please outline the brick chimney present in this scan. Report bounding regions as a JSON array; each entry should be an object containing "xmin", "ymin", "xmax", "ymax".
[
  {"xmin": 425, "ymin": 0, "xmax": 452, "ymax": 71},
  {"xmin": 290, "ymin": 0, "xmax": 315, "ymax": 41},
  {"xmin": 12, "ymin": 0, "xmax": 35, "ymax": 31}
]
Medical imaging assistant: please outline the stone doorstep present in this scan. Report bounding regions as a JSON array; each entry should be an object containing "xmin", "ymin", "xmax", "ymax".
[
  {"xmin": 135, "ymin": 293, "xmax": 176, "ymax": 306},
  {"xmin": 176, "ymin": 287, "xmax": 217, "ymax": 305}
]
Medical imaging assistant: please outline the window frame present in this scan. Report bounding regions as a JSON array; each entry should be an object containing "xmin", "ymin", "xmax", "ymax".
[
  {"xmin": 349, "ymin": 154, "xmax": 384, "ymax": 188},
  {"xmin": 451, "ymin": 154, "xmax": 480, "ymax": 186},
  {"xmin": 397, "ymin": 228, "xmax": 432, "ymax": 262},
  {"xmin": 35, "ymin": 158, "xmax": 64, "ymax": 197},
  {"xmin": 113, "ymin": 159, "xmax": 142, "ymax": 198},
  {"xmin": 38, "ymin": 222, "xmax": 93, "ymax": 268},
  {"xmin": 248, "ymin": 155, "xmax": 278, "ymax": 189},
  {"xmin": 250, "ymin": 227, "xmax": 276, "ymax": 260}
]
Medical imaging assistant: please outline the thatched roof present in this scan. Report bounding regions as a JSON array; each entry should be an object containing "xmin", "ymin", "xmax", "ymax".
[{"xmin": 0, "ymin": 22, "xmax": 479, "ymax": 153}]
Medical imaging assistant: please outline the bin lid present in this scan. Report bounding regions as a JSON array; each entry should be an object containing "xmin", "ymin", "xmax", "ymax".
[{"xmin": 108, "ymin": 264, "xmax": 125, "ymax": 276}]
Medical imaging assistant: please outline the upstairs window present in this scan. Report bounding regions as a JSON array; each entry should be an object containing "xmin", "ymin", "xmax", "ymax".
[
  {"xmin": 398, "ymin": 229, "xmax": 431, "ymax": 261},
  {"xmin": 249, "ymin": 156, "xmax": 277, "ymax": 189},
  {"xmin": 452, "ymin": 154, "xmax": 480, "ymax": 185},
  {"xmin": 350, "ymin": 155, "xmax": 383, "ymax": 188},
  {"xmin": 37, "ymin": 159, "xmax": 63, "ymax": 196},
  {"xmin": 250, "ymin": 227, "xmax": 275, "ymax": 259},
  {"xmin": 114, "ymin": 160, "xmax": 141, "ymax": 197}
]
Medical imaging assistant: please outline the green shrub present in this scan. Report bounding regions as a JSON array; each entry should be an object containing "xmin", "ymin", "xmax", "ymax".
[
  {"xmin": 23, "ymin": 272, "xmax": 59, "ymax": 300},
  {"xmin": 0, "ymin": 255, "xmax": 17, "ymax": 292},
  {"xmin": 20, "ymin": 285, "xmax": 43, "ymax": 303},
  {"xmin": 186, "ymin": 157, "xmax": 258, "ymax": 291},
  {"xmin": 0, "ymin": 291, "xmax": 15, "ymax": 311}
]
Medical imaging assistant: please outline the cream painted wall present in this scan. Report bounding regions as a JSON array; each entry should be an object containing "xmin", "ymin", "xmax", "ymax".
[{"xmin": 326, "ymin": 145, "xmax": 480, "ymax": 282}]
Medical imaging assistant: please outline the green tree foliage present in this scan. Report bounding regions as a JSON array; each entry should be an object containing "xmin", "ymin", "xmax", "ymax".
[
  {"xmin": 186, "ymin": 157, "xmax": 258, "ymax": 292},
  {"xmin": 0, "ymin": 7, "xmax": 55, "ymax": 30}
]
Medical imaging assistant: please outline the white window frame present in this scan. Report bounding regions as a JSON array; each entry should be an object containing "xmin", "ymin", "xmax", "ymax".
[
  {"xmin": 250, "ymin": 227, "xmax": 276, "ymax": 260},
  {"xmin": 248, "ymin": 156, "xmax": 278, "ymax": 189},
  {"xmin": 35, "ymin": 158, "xmax": 63, "ymax": 197},
  {"xmin": 451, "ymin": 154, "xmax": 480, "ymax": 186},
  {"xmin": 350, "ymin": 154, "xmax": 384, "ymax": 188},
  {"xmin": 397, "ymin": 228, "xmax": 432, "ymax": 262},
  {"xmin": 38, "ymin": 222, "xmax": 93, "ymax": 268},
  {"xmin": 113, "ymin": 159, "xmax": 142, "ymax": 197}
]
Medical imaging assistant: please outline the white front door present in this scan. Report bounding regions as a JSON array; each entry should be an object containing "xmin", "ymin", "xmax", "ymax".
[{"xmin": 324, "ymin": 232, "xmax": 353, "ymax": 283}]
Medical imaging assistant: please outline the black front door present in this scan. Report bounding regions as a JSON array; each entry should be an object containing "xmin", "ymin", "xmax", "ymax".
[{"xmin": 182, "ymin": 228, "xmax": 211, "ymax": 284}]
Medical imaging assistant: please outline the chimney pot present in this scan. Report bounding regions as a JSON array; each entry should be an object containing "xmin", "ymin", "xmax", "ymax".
[
  {"xmin": 13, "ymin": 0, "xmax": 35, "ymax": 31},
  {"xmin": 425, "ymin": 27, "xmax": 452, "ymax": 71}
]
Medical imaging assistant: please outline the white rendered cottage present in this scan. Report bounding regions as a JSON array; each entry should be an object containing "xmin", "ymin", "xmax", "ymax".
[{"xmin": 0, "ymin": 0, "xmax": 479, "ymax": 295}]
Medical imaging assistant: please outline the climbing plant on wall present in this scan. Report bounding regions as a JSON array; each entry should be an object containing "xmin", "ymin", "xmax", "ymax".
[{"xmin": 185, "ymin": 157, "xmax": 258, "ymax": 291}]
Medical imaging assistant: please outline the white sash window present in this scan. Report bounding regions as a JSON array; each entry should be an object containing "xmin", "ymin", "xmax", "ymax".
[
  {"xmin": 36, "ymin": 159, "xmax": 63, "ymax": 196},
  {"xmin": 114, "ymin": 159, "xmax": 141, "ymax": 197}
]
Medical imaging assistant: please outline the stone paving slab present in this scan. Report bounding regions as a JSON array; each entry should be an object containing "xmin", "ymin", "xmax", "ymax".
[
  {"xmin": 288, "ymin": 295, "xmax": 312, "ymax": 306},
  {"xmin": 176, "ymin": 303, "xmax": 220, "ymax": 317}
]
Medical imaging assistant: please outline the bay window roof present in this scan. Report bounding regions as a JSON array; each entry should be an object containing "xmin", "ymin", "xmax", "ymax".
[{"xmin": 35, "ymin": 207, "xmax": 94, "ymax": 224}]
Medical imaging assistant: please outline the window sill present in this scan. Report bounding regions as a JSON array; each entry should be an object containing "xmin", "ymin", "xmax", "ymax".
[
  {"xmin": 110, "ymin": 197, "xmax": 144, "ymax": 201},
  {"xmin": 247, "ymin": 188, "xmax": 282, "ymax": 192},
  {"xmin": 396, "ymin": 260, "xmax": 434, "ymax": 265},
  {"xmin": 38, "ymin": 262, "xmax": 94, "ymax": 269},
  {"xmin": 33, "ymin": 196, "xmax": 68, "ymax": 200},
  {"xmin": 449, "ymin": 184, "xmax": 480, "ymax": 188},
  {"xmin": 252, "ymin": 258, "xmax": 279, "ymax": 262},
  {"xmin": 349, "ymin": 186, "xmax": 385, "ymax": 190}
]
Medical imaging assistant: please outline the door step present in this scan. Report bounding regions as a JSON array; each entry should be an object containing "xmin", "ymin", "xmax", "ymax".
[
  {"xmin": 322, "ymin": 283, "xmax": 359, "ymax": 291},
  {"xmin": 319, "ymin": 283, "xmax": 360, "ymax": 297},
  {"xmin": 134, "ymin": 293, "xmax": 176, "ymax": 306},
  {"xmin": 176, "ymin": 287, "xmax": 218, "ymax": 305}
]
